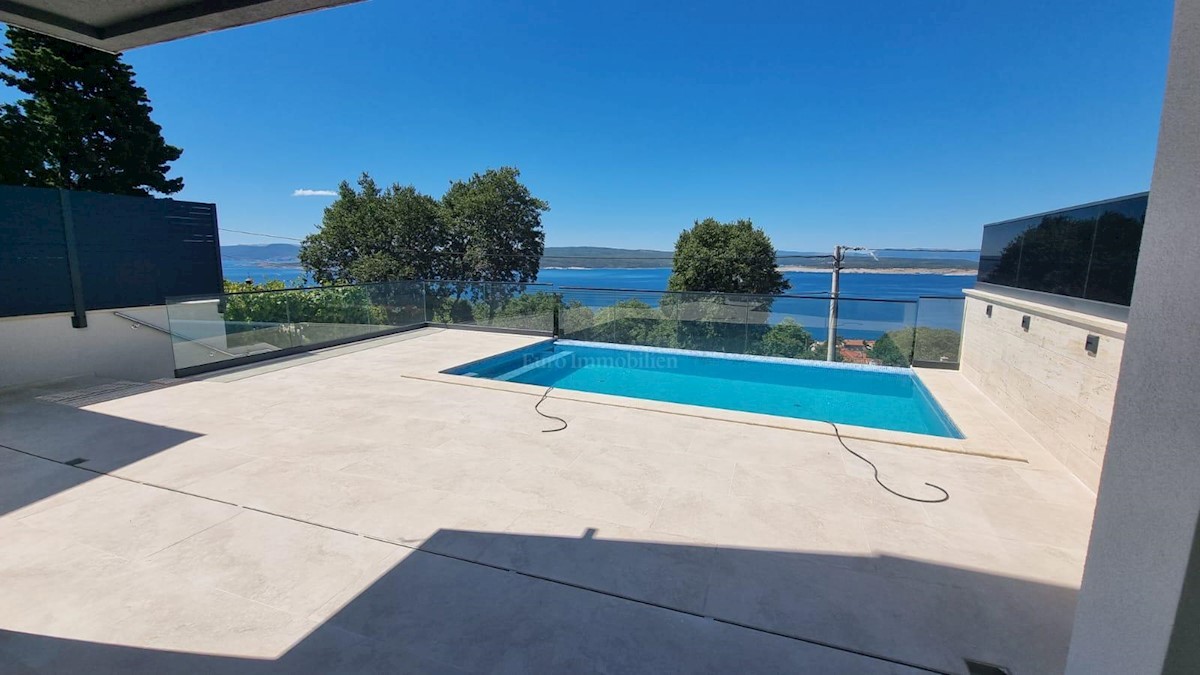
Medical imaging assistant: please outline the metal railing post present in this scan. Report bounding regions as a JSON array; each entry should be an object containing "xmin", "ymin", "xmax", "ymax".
[
  {"xmin": 910, "ymin": 297, "xmax": 922, "ymax": 365},
  {"xmin": 59, "ymin": 189, "xmax": 87, "ymax": 329},
  {"xmin": 553, "ymin": 293, "xmax": 561, "ymax": 337}
]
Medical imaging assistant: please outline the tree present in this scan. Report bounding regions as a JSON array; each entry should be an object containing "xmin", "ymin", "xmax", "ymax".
[
  {"xmin": 441, "ymin": 167, "xmax": 548, "ymax": 283},
  {"xmin": 886, "ymin": 326, "xmax": 961, "ymax": 364},
  {"xmin": 749, "ymin": 319, "xmax": 817, "ymax": 359},
  {"xmin": 0, "ymin": 27, "xmax": 183, "ymax": 196},
  {"xmin": 300, "ymin": 174, "xmax": 446, "ymax": 284},
  {"xmin": 590, "ymin": 299, "xmax": 675, "ymax": 346},
  {"xmin": 666, "ymin": 218, "xmax": 790, "ymax": 295},
  {"xmin": 868, "ymin": 333, "xmax": 909, "ymax": 367},
  {"xmin": 299, "ymin": 167, "xmax": 547, "ymax": 298},
  {"xmin": 472, "ymin": 291, "xmax": 587, "ymax": 333},
  {"xmin": 218, "ymin": 279, "xmax": 390, "ymax": 349}
]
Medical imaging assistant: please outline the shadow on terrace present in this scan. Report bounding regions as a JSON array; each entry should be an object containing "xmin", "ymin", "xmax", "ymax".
[
  {"xmin": 0, "ymin": 390, "xmax": 200, "ymax": 518},
  {"xmin": 0, "ymin": 526, "xmax": 1075, "ymax": 674}
]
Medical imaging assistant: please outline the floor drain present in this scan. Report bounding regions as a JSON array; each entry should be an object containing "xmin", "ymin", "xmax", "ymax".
[
  {"xmin": 64, "ymin": 458, "xmax": 87, "ymax": 466},
  {"xmin": 36, "ymin": 380, "xmax": 173, "ymax": 408},
  {"xmin": 965, "ymin": 659, "xmax": 1010, "ymax": 675}
]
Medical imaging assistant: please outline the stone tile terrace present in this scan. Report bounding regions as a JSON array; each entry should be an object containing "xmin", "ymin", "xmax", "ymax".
[{"xmin": 0, "ymin": 329, "xmax": 1096, "ymax": 674}]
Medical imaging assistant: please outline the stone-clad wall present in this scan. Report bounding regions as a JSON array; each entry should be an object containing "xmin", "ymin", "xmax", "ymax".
[{"xmin": 960, "ymin": 288, "xmax": 1126, "ymax": 490}]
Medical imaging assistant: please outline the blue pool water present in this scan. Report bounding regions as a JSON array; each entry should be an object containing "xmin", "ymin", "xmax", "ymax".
[{"xmin": 446, "ymin": 340, "xmax": 963, "ymax": 438}]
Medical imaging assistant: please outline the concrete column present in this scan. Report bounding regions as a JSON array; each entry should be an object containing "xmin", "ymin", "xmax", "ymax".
[{"xmin": 1065, "ymin": 2, "xmax": 1200, "ymax": 673}]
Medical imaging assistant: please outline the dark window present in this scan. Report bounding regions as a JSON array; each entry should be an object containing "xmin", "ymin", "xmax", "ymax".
[
  {"xmin": 1013, "ymin": 205, "xmax": 1099, "ymax": 299},
  {"xmin": 975, "ymin": 194, "xmax": 1147, "ymax": 307},
  {"xmin": 1084, "ymin": 195, "xmax": 1148, "ymax": 305},
  {"xmin": 978, "ymin": 217, "xmax": 1035, "ymax": 286}
]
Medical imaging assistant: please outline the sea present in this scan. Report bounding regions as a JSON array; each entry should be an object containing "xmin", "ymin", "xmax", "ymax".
[
  {"xmin": 220, "ymin": 262, "xmax": 976, "ymax": 339},
  {"xmin": 220, "ymin": 263, "xmax": 975, "ymax": 300}
]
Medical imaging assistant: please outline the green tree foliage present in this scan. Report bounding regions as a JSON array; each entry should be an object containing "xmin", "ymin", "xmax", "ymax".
[
  {"xmin": 867, "ymin": 333, "xmax": 910, "ymax": 367},
  {"xmin": 667, "ymin": 218, "xmax": 790, "ymax": 295},
  {"xmin": 558, "ymin": 300, "xmax": 596, "ymax": 336},
  {"xmin": 441, "ymin": 167, "xmax": 548, "ymax": 283},
  {"xmin": 886, "ymin": 326, "xmax": 962, "ymax": 364},
  {"xmin": 427, "ymin": 290, "xmax": 574, "ymax": 333},
  {"xmin": 0, "ymin": 27, "xmax": 183, "ymax": 196},
  {"xmin": 299, "ymin": 167, "xmax": 547, "ymax": 290},
  {"xmin": 589, "ymin": 299, "xmax": 676, "ymax": 347},
  {"xmin": 299, "ymin": 175, "xmax": 446, "ymax": 284},
  {"xmin": 662, "ymin": 296, "xmax": 754, "ymax": 352},
  {"xmin": 477, "ymin": 291, "xmax": 556, "ymax": 320},
  {"xmin": 563, "ymin": 295, "xmax": 821, "ymax": 359},
  {"xmin": 220, "ymin": 279, "xmax": 385, "ymax": 326},
  {"xmin": 748, "ymin": 319, "xmax": 817, "ymax": 359}
]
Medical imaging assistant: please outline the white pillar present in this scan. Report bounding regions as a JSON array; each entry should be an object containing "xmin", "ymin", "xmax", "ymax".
[{"xmin": 1066, "ymin": 2, "xmax": 1200, "ymax": 673}]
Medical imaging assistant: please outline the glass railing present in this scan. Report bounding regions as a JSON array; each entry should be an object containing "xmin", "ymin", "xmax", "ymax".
[
  {"xmin": 830, "ymin": 297, "xmax": 920, "ymax": 367},
  {"xmin": 910, "ymin": 296, "xmax": 966, "ymax": 366},
  {"xmin": 423, "ymin": 281, "xmax": 556, "ymax": 333},
  {"xmin": 165, "ymin": 280, "xmax": 559, "ymax": 374},
  {"xmin": 165, "ymin": 280, "xmax": 966, "ymax": 374},
  {"xmin": 166, "ymin": 281, "xmax": 425, "ymax": 373},
  {"xmin": 557, "ymin": 287, "xmax": 921, "ymax": 366}
]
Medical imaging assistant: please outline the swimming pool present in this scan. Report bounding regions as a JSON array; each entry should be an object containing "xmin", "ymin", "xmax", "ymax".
[{"xmin": 445, "ymin": 340, "xmax": 963, "ymax": 438}]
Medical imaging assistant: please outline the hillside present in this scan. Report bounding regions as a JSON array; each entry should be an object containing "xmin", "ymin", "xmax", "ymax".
[
  {"xmin": 541, "ymin": 247, "xmax": 674, "ymax": 268},
  {"xmin": 220, "ymin": 243, "xmax": 302, "ymax": 261}
]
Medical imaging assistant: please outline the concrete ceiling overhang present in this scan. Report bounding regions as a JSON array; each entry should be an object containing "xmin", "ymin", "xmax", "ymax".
[{"xmin": 0, "ymin": 0, "xmax": 363, "ymax": 52}]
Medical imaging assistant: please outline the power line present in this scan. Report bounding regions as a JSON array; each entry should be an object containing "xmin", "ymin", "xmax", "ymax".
[
  {"xmin": 219, "ymin": 228, "xmax": 305, "ymax": 242},
  {"xmin": 848, "ymin": 247, "xmax": 980, "ymax": 253}
]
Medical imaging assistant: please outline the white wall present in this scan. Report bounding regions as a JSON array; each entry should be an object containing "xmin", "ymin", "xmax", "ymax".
[
  {"xmin": 960, "ymin": 288, "xmax": 1124, "ymax": 490},
  {"xmin": 0, "ymin": 306, "xmax": 176, "ymax": 390},
  {"xmin": 1067, "ymin": 1, "xmax": 1200, "ymax": 672}
]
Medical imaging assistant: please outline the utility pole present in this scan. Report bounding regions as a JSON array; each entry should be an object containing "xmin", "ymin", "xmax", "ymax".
[
  {"xmin": 827, "ymin": 245, "xmax": 873, "ymax": 361},
  {"xmin": 826, "ymin": 246, "xmax": 845, "ymax": 361}
]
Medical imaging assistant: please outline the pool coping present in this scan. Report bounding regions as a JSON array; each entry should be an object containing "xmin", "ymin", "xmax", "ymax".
[{"xmin": 411, "ymin": 339, "xmax": 1027, "ymax": 462}]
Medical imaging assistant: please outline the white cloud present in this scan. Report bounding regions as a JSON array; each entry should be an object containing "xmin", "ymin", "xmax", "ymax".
[{"xmin": 292, "ymin": 189, "xmax": 337, "ymax": 197}]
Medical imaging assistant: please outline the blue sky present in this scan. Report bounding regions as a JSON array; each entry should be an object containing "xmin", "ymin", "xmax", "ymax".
[{"xmin": 8, "ymin": 1, "xmax": 1176, "ymax": 250}]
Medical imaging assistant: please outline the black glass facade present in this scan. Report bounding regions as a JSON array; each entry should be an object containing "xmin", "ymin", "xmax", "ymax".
[{"xmin": 977, "ymin": 193, "xmax": 1148, "ymax": 306}]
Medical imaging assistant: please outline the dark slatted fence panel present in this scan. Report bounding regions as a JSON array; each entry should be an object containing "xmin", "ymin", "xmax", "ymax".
[
  {"xmin": 0, "ymin": 186, "xmax": 222, "ymax": 317},
  {"xmin": 0, "ymin": 186, "xmax": 72, "ymax": 316}
]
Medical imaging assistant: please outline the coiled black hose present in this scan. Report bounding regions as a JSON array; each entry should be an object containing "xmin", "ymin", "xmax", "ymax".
[
  {"xmin": 825, "ymin": 420, "xmax": 949, "ymax": 504},
  {"xmin": 535, "ymin": 386, "xmax": 568, "ymax": 432}
]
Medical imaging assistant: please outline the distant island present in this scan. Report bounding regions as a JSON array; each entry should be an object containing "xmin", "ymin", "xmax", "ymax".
[{"xmin": 220, "ymin": 243, "xmax": 979, "ymax": 274}]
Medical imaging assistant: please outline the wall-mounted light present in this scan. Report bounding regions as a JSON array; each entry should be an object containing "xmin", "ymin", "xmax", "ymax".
[
  {"xmin": 1085, "ymin": 334, "xmax": 1099, "ymax": 356},
  {"xmin": 1021, "ymin": 315, "xmax": 1031, "ymax": 332}
]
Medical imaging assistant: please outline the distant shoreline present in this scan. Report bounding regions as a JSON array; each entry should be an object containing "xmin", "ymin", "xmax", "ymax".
[
  {"xmin": 776, "ymin": 266, "xmax": 978, "ymax": 276},
  {"xmin": 231, "ymin": 261, "xmax": 978, "ymax": 276},
  {"xmin": 543, "ymin": 265, "xmax": 978, "ymax": 275}
]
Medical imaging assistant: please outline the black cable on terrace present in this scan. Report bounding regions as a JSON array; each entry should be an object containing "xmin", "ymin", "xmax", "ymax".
[
  {"xmin": 535, "ymin": 386, "xmax": 568, "ymax": 432},
  {"xmin": 824, "ymin": 421, "xmax": 950, "ymax": 504}
]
